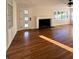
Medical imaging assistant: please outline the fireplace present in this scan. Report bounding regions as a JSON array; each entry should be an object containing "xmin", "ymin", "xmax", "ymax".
[
  {"xmin": 36, "ymin": 17, "xmax": 52, "ymax": 29},
  {"xmin": 39, "ymin": 19, "xmax": 51, "ymax": 29}
]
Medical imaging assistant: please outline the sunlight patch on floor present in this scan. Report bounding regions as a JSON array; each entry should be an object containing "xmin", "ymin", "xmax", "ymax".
[{"xmin": 39, "ymin": 35, "xmax": 73, "ymax": 52}]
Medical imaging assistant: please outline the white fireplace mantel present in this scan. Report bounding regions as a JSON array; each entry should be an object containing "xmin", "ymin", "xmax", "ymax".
[{"xmin": 36, "ymin": 17, "xmax": 52, "ymax": 29}]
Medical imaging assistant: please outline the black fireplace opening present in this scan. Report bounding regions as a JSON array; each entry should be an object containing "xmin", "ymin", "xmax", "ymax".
[{"xmin": 39, "ymin": 19, "xmax": 51, "ymax": 29}]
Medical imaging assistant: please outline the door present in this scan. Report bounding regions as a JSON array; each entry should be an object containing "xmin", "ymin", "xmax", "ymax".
[{"xmin": 23, "ymin": 10, "xmax": 29, "ymax": 29}]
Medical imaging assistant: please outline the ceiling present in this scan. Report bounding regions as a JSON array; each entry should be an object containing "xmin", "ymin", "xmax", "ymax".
[{"xmin": 15, "ymin": 0, "xmax": 69, "ymax": 7}]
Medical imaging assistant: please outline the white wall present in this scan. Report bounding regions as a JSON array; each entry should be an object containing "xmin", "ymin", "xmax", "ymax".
[
  {"xmin": 29, "ymin": 6, "xmax": 52, "ymax": 29},
  {"xmin": 17, "ymin": 4, "xmax": 71, "ymax": 30},
  {"xmin": 6, "ymin": 0, "xmax": 17, "ymax": 49}
]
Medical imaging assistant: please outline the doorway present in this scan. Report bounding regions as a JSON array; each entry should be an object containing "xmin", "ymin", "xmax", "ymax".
[{"xmin": 23, "ymin": 10, "xmax": 29, "ymax": 29}]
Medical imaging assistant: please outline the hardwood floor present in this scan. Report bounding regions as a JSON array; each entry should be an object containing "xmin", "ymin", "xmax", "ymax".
[{"xmin": 7, "ymin": 25, "xmax": 73, "ymax": 59}]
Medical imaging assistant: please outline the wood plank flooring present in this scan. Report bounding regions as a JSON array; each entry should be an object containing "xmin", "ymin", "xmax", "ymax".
[{"xmin": 7, "ymin": 25, "xmax": 73, "ymax": 59}]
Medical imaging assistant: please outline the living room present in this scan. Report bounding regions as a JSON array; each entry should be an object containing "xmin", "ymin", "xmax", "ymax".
[{"xmin": 6, "ymin": 0, "xmax": 73, "ymax": 59}]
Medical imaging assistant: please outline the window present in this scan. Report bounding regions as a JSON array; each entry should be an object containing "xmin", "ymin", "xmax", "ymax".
[
  {"xmin": 24, "ymin": 10, "xmax": 28, "ymax": 14},
  {"xmin": 24, "ymin": 24, "xmax": 28, "ymax": 28},
  {"xmin": 24, "ymin": 17, "xmax": 29, "ymax": 21},
  {"xmin": 8, "ymin": 4, "xmax": 13, "ymax": 28},
  {"xmin": 54, "ymin": 11, "xmax": 68, "ymax": 20}
]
